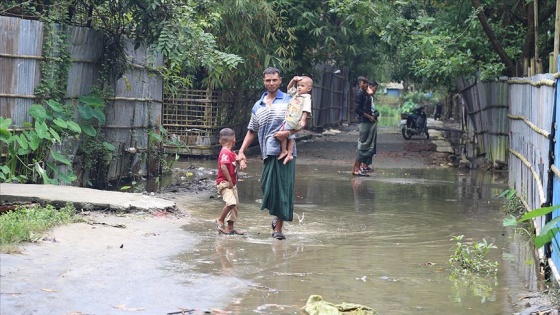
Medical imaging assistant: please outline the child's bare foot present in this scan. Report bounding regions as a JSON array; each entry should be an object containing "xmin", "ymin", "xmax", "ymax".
[
  {"xmin": 215, "ymin": 219, "xmax": 225, "ymax": 229},
  {"xmin": 283, "ymin": 154, "xmax": 294, "ymax": 164},
  {"xmin": 278, "ymin": 151, "xmax": 288, "ymax": 161}
]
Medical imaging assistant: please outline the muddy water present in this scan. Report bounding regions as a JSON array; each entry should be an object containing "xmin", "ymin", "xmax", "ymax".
[{"xmin": 175, "ymin": 163, "xmax": 539, "ymax": 314}]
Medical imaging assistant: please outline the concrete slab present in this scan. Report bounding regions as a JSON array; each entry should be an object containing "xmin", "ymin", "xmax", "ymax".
[{"xmin": 0, "ymin": 183, "xmax": 176, "ymax": 212}]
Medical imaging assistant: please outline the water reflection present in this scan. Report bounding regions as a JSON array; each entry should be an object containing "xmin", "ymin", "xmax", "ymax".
[{"xmin": 176, "ymin": 164, "xmax": 538, "ymax": 314}]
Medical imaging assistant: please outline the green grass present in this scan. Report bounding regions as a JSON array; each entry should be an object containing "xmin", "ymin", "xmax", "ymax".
[
  {"xmin": 375, "ymin": 103, "xmax": 402, "ymax": 127},
  {"xmin": 0, "ymin": 203, "xmax": 78, "ymax": 252}
]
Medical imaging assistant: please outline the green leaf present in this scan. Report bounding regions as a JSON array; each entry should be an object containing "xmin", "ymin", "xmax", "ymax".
[
  {"xmin": 53, "ymin": 118, "xmax": 68, "ymax": 129},
  {"xmin": 91, "ymin": 107, "xmax": 106, "ymax": 124},
  {"xmin": 35, "ymin": 161, "xmax": 57, "ymax": 185},
  {"xmin": 519, "ymin": 205, "xmax": 560, "ymax": 222},
  {"xmin": 539, "ymin": 216, "xmax": 560, "ymax": 236},
  {"xmin": 46, "ymin": 161, "xmax": 58, "ymax": 172},
  {"xmin": 35, "ymin": 121, "xmax": 51, "ymax": 139},
  {"xmin": 503, "ymin": 215, "xmax": 518, "ymax": 227},
  {"xmin": 0, "ymin": 128, "xmax": 11, "ymax": 142},
  {"xmin": 498, "ymin": 189, "xmax": 512, "ymax": 198},
  {"xmin": 66, "ymin": 121, "xmax": 81, "ymax": 133},
  {"xmin": 16, "ymin": 134, "xmax": 29, "ymax": 150},
  {"xmin": 49, "ymin": 128, "xmax": 61, "ymax": 143},
  {"xmin": 150, "ymin": 131, "xmax": 163, "ymax": 143},
  {"xmin": 78, "ymin": 104, "xmax": 94, "ymax": 120},
  {"xmin": 103, "ymin": 142, "xmax": 116, "ymax": 151},
  {"xmin": 81, "ymin": 125, "xmax": 97, "ymax": 137},
  {"xmin": 0, "ymin": 116, "xmax": 12, "ymax": 129},
  {"xmin": 79, "ymin": 96, "xmax": 104, "ymax": 107},
  {"xmin": 46, "ymin": 99, "xmax": 64, "ymax": 113},
  {"xmin": 50, "ymin": 150, "xmax": 71, "ymax": 165},
  {"xmin": 121, "ymin": 185, "xmax": 131, "ymax": 191},
  {"xmin": 55, "ymin": 168, "xmax": 77, "ymax": 184},
  {"xmin": 17, "ymin": 146, "xmax": 30, "ymax": 155},
  {"xmin": 535, "ymin": 227, "xmax": 560, "ymax": 249},
  {"xmin": 25, "ymin": 131, "xmax": 40, "ymax": 150},
  {"xmin": 29, "ymin": 104, "xmax": 47, "ymax": 122}
]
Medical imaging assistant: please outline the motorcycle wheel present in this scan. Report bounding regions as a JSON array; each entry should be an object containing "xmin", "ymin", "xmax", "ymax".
[{"xmin": 402, "ymin": 128, "xmax": 412, "ymax": 140}]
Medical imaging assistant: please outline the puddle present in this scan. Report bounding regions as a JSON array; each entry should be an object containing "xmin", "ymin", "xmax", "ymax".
[{"xmin": 171, "ymin": 164, "xmax": 540, "ymax": 314}]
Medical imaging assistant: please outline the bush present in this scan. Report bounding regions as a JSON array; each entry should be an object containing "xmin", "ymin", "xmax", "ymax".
[
  {"xmin": 399, "ymin": 100, "xmax": 418, "ymax": 113},
  {"xmin": 375, "ymin": 103, "xmax": 397, "ymax": 117}
]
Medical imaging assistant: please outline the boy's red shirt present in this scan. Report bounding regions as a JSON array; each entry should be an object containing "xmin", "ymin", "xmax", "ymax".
[{"xmin": 216, "ymin": 148, "xmax": 237, "ymax": 186}]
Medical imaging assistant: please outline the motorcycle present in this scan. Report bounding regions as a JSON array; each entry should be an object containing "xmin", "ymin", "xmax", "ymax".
[{"xmin": 400, "ymin": 106, "xmax": 429, "ymax": 140}]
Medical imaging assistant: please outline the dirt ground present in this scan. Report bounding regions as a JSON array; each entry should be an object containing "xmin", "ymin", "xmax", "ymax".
[{"xmin": 1, "ymin": 123, "xmax": 555, "ymax": 315}]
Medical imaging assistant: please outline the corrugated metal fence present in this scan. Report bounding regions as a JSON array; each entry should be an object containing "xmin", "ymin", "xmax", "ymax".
[
  {"xmin": 0, "ymin": 17, "xmax": 43, "ymax": 125},
  {"xmin": 552, "ymin": 70, "xmax": 560, "ymax": 278},
  {"xmin": 100, "ymin": 41, "xmax": 163, "ymax": 185},
  {"xmin": 0, "ymin": 16, "xmax": 162, "ymax": 186},
  {"xmin": 508, "ymin": 74, "xmax": 555, "ymax": 213},
  {"xmin": 308, "ymin": 65, "xmax": 349, "ymax": 129},
  {"xmin": 457, "ymin": 71, "xmax": 560, "ymax": 279},
  {"xmin": 457, "ymin": 77, "xmax": 509, "ymax": 166},
  {"xmin": 508, "ymin": 74, "xmax": 556, "ymax": 265}
]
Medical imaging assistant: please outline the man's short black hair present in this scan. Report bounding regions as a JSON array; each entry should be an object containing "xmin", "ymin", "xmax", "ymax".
[
  {"xmin": 263, "ymin": 67, "xmax": 281, "ymax": 77},
  {"xmin": 357, "ymin": 76, "xmax": 369, "ymax": 84},
  {"xmin": 368, "ymin": 80, "xmax": 378, "ymax": 87}
]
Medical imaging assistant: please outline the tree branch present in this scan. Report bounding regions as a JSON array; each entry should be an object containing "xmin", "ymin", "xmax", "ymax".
[{"xmin": 471, "ymin": 0, "xmax": 517, "ymax": 76}]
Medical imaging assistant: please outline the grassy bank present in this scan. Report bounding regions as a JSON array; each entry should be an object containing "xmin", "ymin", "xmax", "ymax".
[{"xmin": 0, "ymin": 203, "xmax": 79, "ymax": 253}]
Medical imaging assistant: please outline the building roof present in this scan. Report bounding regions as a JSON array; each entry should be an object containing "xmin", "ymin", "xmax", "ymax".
[{"xmin": 384, "ymin": 82, "xmax": 404, "ymax": 90}]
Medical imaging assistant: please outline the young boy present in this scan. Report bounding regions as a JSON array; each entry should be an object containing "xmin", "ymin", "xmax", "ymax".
[
  {"xmin": 215, "ymin": 128, "xmax": 245, "ymax": 235},
  {"xmin": 277, "ymin": 75, "xmax": 313, "ymax": 164}
]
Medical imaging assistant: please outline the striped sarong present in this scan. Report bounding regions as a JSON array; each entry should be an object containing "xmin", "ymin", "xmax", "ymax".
[{"xmin": 260, "ymin": 156, "xmax": 295, "ymax": 222}]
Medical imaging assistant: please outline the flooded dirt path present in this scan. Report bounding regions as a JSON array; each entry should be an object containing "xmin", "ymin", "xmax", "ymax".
[
  {"xmin": 0, "ymin": 125, "xmax": 544, "ymax": 314},
  {"xmin": 176, "ymin": 164, "xmax": 537, "ymax": 314}
]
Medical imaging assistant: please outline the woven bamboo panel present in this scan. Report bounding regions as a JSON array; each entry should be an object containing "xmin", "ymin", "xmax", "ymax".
[{"xmin": 163, "ymin": 89, "xmax": 252, "ymax": 156}]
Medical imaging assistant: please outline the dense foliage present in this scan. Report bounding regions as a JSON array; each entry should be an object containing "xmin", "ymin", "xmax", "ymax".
[{"xmin": 1, "ymin": 1, "xmax": 557, "ymax": 94}]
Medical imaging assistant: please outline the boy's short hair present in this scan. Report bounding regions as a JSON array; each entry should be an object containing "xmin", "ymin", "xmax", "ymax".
[
  {"xmin": 219, "ymin": 128, "xmax": 235, "ymax": 143},
  {"xmin": 357, "ymin": 76, "xmax": 369, "ymax": 84},
  {"xmin": 368, "ymin": 79, "xmax": 378, "ymax": 87},
  {"xmin": 300, "ymin": 76, "xmax": 313, "ymax": 85},
  {"xmin": 300, "ymin": 76, "xmax": 313, "ymax": 89}
]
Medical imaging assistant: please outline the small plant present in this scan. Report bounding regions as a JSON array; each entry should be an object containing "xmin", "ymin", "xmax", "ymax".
[
  {"xmin": 449, "ymin": 235, "xmax": 499, "ymax": 275},
  {"xmin": 149, "ymin": 125, "xmax": 188, "ymax": 172},
  {"xmin": 120, "ymin": 180, "xmax": 140, "ymax": 192},
  {"xmin": 0, "ymin": 203, "xmax": 79, "ymax": 253},
  {"xmin": 499, "ymin": 188, "xmax": 525, "ymax": 216},
  {"xmin": 503, "ymin": 204, "xmax": 560, "ymax": 250}
]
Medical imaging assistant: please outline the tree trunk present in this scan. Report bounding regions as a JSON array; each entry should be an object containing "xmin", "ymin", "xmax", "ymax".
[
  {"xmin": 554, "ymin": 0, "xmax": 560, "ymax": 72},
  {"xmin": 471, "ymin": 0, "xmax": 517, "ymax": 76},
  {"xmin": 522, "ymin": 1, "xmax": 535, "ymax": 75}
]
